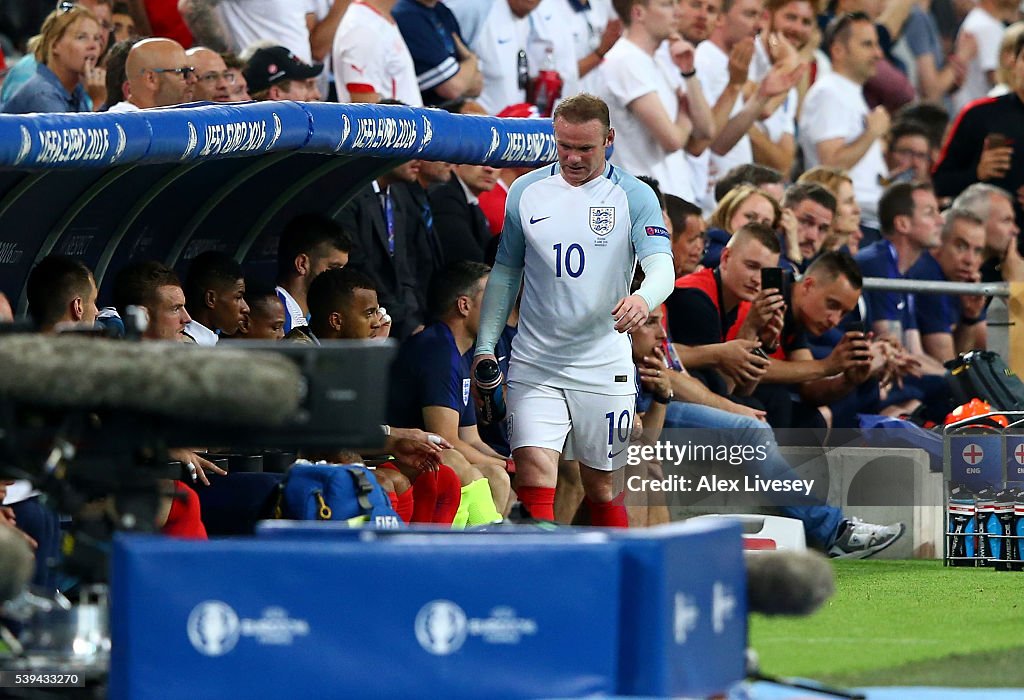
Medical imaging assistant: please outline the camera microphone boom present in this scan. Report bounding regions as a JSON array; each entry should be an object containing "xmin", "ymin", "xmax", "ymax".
[
  {"xmin": 0, "ymin": 335, "xmax": 303, "ymax": 426},
  {"xmin": 745, "ymin": 549, "xmax": 835, "ymax": 617}
]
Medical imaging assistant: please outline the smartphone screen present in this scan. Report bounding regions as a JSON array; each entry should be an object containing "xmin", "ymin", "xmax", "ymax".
[{"xmin": 760, "ymin": 267, "xmax": 787, "ymax": 298}]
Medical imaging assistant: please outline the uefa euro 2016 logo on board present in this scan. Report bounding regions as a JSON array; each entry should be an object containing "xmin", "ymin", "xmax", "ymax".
[
  {"xmin": 415, "ymin": 600, "xmax": 468, "ymax": 656},
  {"xmin": 187, "ymin": 601, "xmax": 241, "ymax": 656},
  {"xmin": 589, "ymin": 207, "xmax": 615, "ymax": 236}
]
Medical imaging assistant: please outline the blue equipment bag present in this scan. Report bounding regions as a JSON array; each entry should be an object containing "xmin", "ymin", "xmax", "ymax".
[{"xmin": 277, "ymin": 462, "xmax": 403, "ymax": 529}]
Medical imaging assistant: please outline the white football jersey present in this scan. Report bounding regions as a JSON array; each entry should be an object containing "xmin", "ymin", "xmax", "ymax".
[{"xmin": 496, "ymin": 162, "xmax": 671, "ymax": 394}]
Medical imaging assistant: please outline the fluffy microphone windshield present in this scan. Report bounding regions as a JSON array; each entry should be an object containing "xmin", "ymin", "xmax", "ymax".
[
  {"xmin": 0, "ymin": 335, "xmax": 303, "ymax": 427},
  {"xmin": 745, "ymin": 549, "xmax": 835, "ymax": 617},
  {"xmin": 0, "ymin": 524, "xmax": 34, "ymax": 603}
]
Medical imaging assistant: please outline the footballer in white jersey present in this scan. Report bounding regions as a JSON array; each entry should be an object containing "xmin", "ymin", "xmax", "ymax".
[{"xmin": 472, "ymin": 94, "xmax": 675, "ymax": 524}]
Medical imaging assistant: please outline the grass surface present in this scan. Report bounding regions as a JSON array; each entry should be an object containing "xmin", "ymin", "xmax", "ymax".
[{"xmin": 748, "ymin": 560, "xmax": 1024, "ymax": 687}]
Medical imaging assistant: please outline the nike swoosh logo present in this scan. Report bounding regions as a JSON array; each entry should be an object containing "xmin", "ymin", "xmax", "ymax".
[
  {"xmin": 497, "ymin": 356, "xmax": 508, "ymax": 362},
  {"xmin": 530, "ymin": 216, "xmax": 551, "ymax": 224},
  {"xmin": 608, "ymin": 447, "xmax": 627, "ymax": 459},
  {"xmin": 497, "ymin": 37, "xmax": 512, "ymax": 44}
]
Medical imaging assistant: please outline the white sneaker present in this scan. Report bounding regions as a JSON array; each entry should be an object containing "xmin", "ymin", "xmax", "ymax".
[{"xmin": 828, "ymin": 518, "xmax": 905, "ymax": 559}]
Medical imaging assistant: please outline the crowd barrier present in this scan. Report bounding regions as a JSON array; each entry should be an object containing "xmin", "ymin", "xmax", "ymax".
[
  {"xmin": 109, "ymin": 519, "xmax": 746, "ymax": 700},
  {"xmin": 0, "ymin": 102, "xmax": 556, "ymax": 312}
]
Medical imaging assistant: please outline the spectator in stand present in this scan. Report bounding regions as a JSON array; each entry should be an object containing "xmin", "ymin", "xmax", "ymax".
[
  {"xmin": 183, "ymin": 251, "xmax": 249, "ymax": 345},
  {"xmin": 3, "ymin": 5, "xmax": 107, "ymax": 114},
  {"xmin": 477, "ymin": 102, "xmax": 538, "ymax": 234},
  {"xmin": 799, "ymin": 12, "xmax": 889, "ymax": 239},
  {"xmin": 897, "ymin": 0, "xmax": 976, "ymax": 104},
  {"xmin": 128, "ymin": 0, "xmax": 193, "ymax": 48},
  {"xmin": 449, "ymin": 0, "xmax": 581, "ymax": 115},
  {"xmin": 952, "ymin": 183, "xmax": 1024, "ymax": 283},
  {"xmin": 112, "ymin": 2, "xmax": 137, "ymax": 42},
  {"xmin": 749, "ymin": 0, "xmax": 817, "ymax": 176},
  {"xmin": 894, "ymin": 101, "xmax": 948, "ymax": 166},
  {"xmin": 178, "ymin": 0, "xmax": 314, "ymax": 63},
  {"xmin": 713, "ymin": 162, "xmax": 785, "ymax": 203},
  {"xmin": 934, "ymin": 31, "xmax": 1024, "ymax": 226},
  {"xmin": 244, "ymin": 45, "xmax": 322, "ymax": 101},
  {"xmin": 855, "ymin": 182, "xmax": 947, "ymax": 377},
  {"xmin": 220, "ymin": 51, "xmax": 250, "ymax": 100},
  {"xmin": 392, "ymin": 0, "xmax": 483, "ymax": 106},
  {"xmin": 666, "ymin": 223, "xmax": 778, "ymax": 397},
  {"xmin": 99, "ymin": 37, "xmax": 135, "ymax": 110},
  {"xmin": 677, "ymin": 0, "xmax": 721, "ymax": 46},
  {"xmin": 702, "ymin": 183, "xmax": 781, "ymax": 267},
  {"xmin": 332, "ymin": 0, "xmax": 421, "ymax": 105},
  {"xmin": 779, "ymin": 181, "xmax": 836, "ymax": 273},
  {"xmin": 692, "ymin": 0, "xmax": 801, "ymax": 208},
  {"xmin": 186, "ymin": 45, "xmax": 232, "ymax": 101},
  {"xmin": 799, "ymin": 165, "xmax": 863, "ymax": 254},
  {"xmin": 566, "ymin": 0, "xmax": 622, "ymax": 94},
  {"xmin": 885, "ymin": 119, "xmax": 934, "ymax": 184},
  {"xmin": 951, "ymin": 0, "xmax": 1018, "ymax": 114},
  {"xmin": 665, "ymin": 194, "xmax": 707, "ymax": 277},
  {"xmin": 908, "ymin": 208, "xmax": 988, "ymax": 363},
  {"xmin": 275, "ymin": 213, "xmax": 352, "ymax": 334},
  {"xmin": 235, "ymin": 285, "xmax": 286, "ymax": 340},
  {"xmin": 430, "ymin": 161, "xmax": 501, "ymax": 263},
  {"xmin": 106, "ymin": 36, "xmax": 196, "ymax": 110},
  {"xmin": 598, "ymin": 0, "xmax": 715, "ymax": 203},
  {"xmin": 1, "ymin": 0, "xmax": 113, "ymax": 108},
  {"xmin": 990, "ymin": 22, "xmax": 1024, "ymax": 97},
  {"xmin": 338, "ymin": 159, "xmax": 426, "ymax": 338},
  {"xmin": 388, "ymin": 261, "xmax": 511, "ymax": 524}
]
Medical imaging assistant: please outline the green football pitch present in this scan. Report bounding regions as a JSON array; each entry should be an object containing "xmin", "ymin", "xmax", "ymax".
[{"xmin": 749, "ymin": 560, "xmax": 1024, "ymax": 687}]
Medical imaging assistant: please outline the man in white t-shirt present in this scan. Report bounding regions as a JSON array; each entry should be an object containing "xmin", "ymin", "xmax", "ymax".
[
  {"xmin": 178, "ymin": 0, "xmax": 316, "ymax": 64},
  {"xmin": 448, "ymin": 0, "xmax": 579, "ymax": 114},
  {"xmin": 333, "ymin": 0, "xmax": 422, "ymax": 105},
  {"xmin": 565, "ymin": 0, "xmax": 620, "ymax": 95},
  {"xmin": 596, "ymin": 0, "xmax": 714, "ymax": 202},
  {"xmin": 799, "ymin": 12, "xmax": 889, "ymax": 231},
  {"xmin": 691, "ymin": 0, "xmax": 798, "ymax": 209},
  {"xmin": 952, "ymin": 0, "xmax": 1015, "ymax": 115}
]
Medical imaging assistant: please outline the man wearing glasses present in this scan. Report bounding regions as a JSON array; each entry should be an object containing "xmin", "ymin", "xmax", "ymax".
[
  {"xmin": 107, "ymin": 36, "xmax": 196, "ymax": 111},
  {"xmin": 186, "ymin": 46, "xmax": 233, "ymax": 102}
]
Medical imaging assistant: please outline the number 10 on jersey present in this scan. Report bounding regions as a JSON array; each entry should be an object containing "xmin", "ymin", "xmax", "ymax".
[{"xmin": 553, "ymin": 243, "xmax": 585, "ymax": 278}]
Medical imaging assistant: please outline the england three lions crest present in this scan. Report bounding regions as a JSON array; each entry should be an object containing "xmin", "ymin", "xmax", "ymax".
[{"xmin": 589, "ymin": 207, "xmax": 615, "ymax": 236}]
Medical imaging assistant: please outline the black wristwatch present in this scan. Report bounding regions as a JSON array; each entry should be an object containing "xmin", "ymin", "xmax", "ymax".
[{"xmin": 654, "ymin": 390, "xmax": 674, "ymax": 405}]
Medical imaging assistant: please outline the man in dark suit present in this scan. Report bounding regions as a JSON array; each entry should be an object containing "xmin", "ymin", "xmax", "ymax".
[
  {"xmin": 429, "ymin": 163, "xmax": 501, "ymax": 264},
  {"xmin": 338, "ymin": 160, "xmax": 425, "ymax": 339}
]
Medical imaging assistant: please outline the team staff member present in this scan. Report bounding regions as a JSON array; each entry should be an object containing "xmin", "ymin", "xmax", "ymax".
[{"xmin": 472, "ymin": 93, "xmax": 674, "ymax": 527}]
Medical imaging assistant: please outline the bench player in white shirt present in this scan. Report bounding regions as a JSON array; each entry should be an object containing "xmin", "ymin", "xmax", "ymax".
[{"xmin": 472, "ymin": 93, "xmax": 675, "ymax": 526}]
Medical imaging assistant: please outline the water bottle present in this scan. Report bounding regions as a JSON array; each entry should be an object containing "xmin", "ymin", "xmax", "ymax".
[
  {"xmin": 474, "ymin": 358, "xmax": 506, "ymax": 425},
  {"xmin": 530, "ymin": 46, "xmax": 563, "ymax": 118}
]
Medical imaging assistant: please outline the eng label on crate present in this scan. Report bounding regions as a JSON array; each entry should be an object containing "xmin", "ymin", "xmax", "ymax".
[
  {"xmin": 1004, "ymin": 434, "xmax": 1024, "ymax": 481},
  {"xmin": 949, "ymin": 435, "xmax": 1003, "ymax": 488}
]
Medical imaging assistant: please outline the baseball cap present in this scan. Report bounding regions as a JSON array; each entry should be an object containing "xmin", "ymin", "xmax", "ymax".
[{"xmin": 243, "ymin": 46, "xmax": 323, "ymax": 94}]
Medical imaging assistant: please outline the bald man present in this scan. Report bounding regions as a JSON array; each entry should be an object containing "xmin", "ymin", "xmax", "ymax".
[
  {"xmin": 107, "ymin": 37, "xmax": 196, "ymax": 111},
  {"xmin": 186, "ymin": 47, "xmax": 232, "ymax": 103}
]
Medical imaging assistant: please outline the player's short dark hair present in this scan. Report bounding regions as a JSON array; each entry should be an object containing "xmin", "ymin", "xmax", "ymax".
[
  {"xmin": 782, "ymin": 182, "xmax": 837, "ymax": 214},
  {"xmin": 824, "ymin": 11, "xmax": 872, "ymax": 57},
  {"xmin": 112, "ymin": 260, "xmax": 181, "ymax": 314},
  {"xmin": 307, "ymin": 266, "xmax": 377, "ymax": 327},
  {"xmin": 552, "ymin": 93, "xmax": 610, "ymax": 133},
  {"xmin": 714, "ymin": 163, "xmax": 783, "ymax": 203},
  {"xmin": 184, "ymin": 251, "xmax": 244, "ymax": 309},
  {"xmin": 665, "ymin": 195, "xmax": 702, "ymax": 238},
  {"xmin": 611, "ymin": 0, "xmax": 641, "ymax": 24},
  {"xmin": 244, "ymin": 283, "xmax": 283, "ymax": 316},
  {"xmin": 277, "ymin": 213, "xmax": 352, "ymax": 280},
  {"xmin": 729, "ymin": 222, "xmax": 781, "ymax": 254},
  {"xmin": 26, "ymin": 255, "xmax": 94, "ymax": 328},
  {"xmin": 637, "ymin": 175, "xmax": 666, "ymax": 211},
  {"xmin": 805, "ymin": 250, "xmax": 863, "ymax": 289},
  {"xmin": 878, "ymin": 181, "xmax": 932, "ymax": 236},
  {"xmin": 428, "ymin": 261, "xmax": 490, "ymax": 319}
]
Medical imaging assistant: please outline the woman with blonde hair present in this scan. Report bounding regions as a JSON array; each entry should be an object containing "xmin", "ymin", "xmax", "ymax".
[
  {"xmin": 3, "ymin": 5, "xmax": 107, "ymax": 114},
  {"xmin": 990, "ymin": 22, "xmax": 1024, "ymax": 97},
  {"xmin": 703, "ymin": 184, "xmax": 782, "ymax": 268},
  {"xmin": 798, "ymin": 166, "xmax": 864, "ymax": 255}
]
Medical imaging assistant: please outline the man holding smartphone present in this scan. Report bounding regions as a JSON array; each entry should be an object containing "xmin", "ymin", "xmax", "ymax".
[{"xmin": 935, "ymin": 31, "xmax": 1024, "ymax": 231}]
